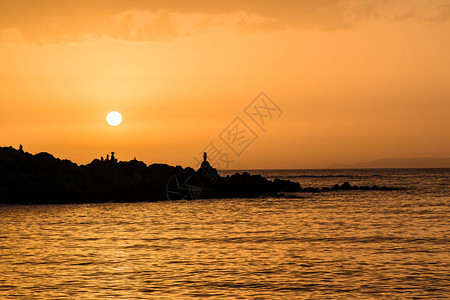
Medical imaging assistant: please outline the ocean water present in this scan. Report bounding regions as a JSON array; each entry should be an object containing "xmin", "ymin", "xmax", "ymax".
[{"xmin": 0, "ymin": 168, "xmax": 448, "ymax": 299}]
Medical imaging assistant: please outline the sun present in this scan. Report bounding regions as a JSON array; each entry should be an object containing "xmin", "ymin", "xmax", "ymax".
[{"xmin": 106, "ymin": 111, "xmax": 122, "ymax": 126}]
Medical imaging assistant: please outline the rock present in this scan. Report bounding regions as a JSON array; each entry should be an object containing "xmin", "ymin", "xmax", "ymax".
[
  {"xmin": 341, "ymin": 181, "xmax": 352, "ymax": 190},
  {"xmin": 0, "ymin": 146, "xmax": 303, "ymax": 204}
]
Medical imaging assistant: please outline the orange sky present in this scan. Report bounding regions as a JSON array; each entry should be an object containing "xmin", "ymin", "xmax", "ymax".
[{"xmin": 1, "ymin": 0, "xmax": 449, "ymax": 169}]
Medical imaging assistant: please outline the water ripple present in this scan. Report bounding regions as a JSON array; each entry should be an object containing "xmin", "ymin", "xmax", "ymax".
[{"xmin": 0, "ymin": 171, "xmax": 449, "ymax": 299}]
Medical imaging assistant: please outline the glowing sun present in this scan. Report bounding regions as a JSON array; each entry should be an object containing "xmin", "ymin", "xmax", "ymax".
[{"xmin": 106, "ymin": 111, "xmax": 122, "ymax": 126}]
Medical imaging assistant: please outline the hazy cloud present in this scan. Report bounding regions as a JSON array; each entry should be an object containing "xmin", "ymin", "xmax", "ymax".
[
  {"xmin": 433, "ymin": 4, "xmax": 450, "ymax": 22},
  {"xmin": 109, "ymin": 10, "xmax": 178, "ymax": 42},
  {"xmin": 0, "ymin": 0, "xmax": 448, "ymax": 44},
  {"xmin": 358, "ymin": 0, "xmax": 450, "ymax": 23}
]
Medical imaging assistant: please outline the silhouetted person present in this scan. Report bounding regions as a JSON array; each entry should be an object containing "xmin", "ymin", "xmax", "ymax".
[
  {"xmin": 106, "ymin": 154, "xmax": 109, "ymax": 160},
  {"xmin": 19, "ymin": 144, "xmax": 23, "ymax": 152},
  {"xmin": 111, "ymin": 152, "xmax": 117, "ymax": 163},
  {"xmin": 101, "ymin": 156, "xmax": 104, "ymax": 161},
  {"xmin": 198, "ymin": 152, "xmax": 219, "ymax": 184}
]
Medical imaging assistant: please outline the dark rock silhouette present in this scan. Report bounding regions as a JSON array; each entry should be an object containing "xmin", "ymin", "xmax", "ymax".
[
  {"xmin": 302, "ymin": 181, "xmax": 399, "ymax": 193},
  {"xmin": 0, "ymin": 146, "xmax": 302, "ymax": 205},
  {"xmin": 0, "ymin": 146, "xmax": 399, "ymax": 205},
  {"xmin": 203, "ymin": 173, "xmax": 301, "ymax": 198},
  {"xmin": 329, "ymin": 181, "xmax": 397, "ymax": 191}
]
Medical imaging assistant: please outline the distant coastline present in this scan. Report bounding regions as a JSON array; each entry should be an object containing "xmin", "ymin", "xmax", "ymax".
[{"xmin": 330, "ymin": 157, "xmax": 450, "ymax": 169}]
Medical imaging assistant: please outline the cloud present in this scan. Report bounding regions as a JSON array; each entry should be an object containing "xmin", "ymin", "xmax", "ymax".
[
  {"xmin": 355, "ymin": 0, "xmax": 450, "ymax": 23},
  {"xmin": 0, "ymin": 7, "xmax": 289, "ymax": 45},
  {"xmin": 432, "ymin": 4, "xmax": 450, "ymax": 22},
  {"xmin": 1, "ymin": 28, "xmax": 24, "ymax": 43},
  {"xmin": 0, "ymin": 0, "xmax": 448, "ymax": 45},
  {"xmin": 109, "ymin": 10, "xmax": 178, "ymax": 42}
]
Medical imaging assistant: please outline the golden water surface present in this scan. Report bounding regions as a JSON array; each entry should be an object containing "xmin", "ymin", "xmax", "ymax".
[{"xmin": 1, "ymin": 189, "xmax": 448, "ymax": 299}]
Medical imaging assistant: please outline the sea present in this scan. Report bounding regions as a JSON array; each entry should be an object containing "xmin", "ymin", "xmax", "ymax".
[{"xmin": 0, "ymin": 168, "xmax": 448, "ymax": 299}]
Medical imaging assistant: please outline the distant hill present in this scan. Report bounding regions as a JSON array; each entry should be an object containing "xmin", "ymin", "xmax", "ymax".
[{"xmin": 332, "ymin": 157, "xmax": 450, "ymax": 169}]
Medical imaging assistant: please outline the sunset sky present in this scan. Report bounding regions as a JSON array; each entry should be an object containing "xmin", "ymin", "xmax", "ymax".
[{"xmin": 1, "ymin": 0, "xmax": 449, "ymax": 169}]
